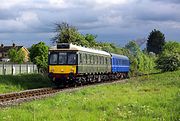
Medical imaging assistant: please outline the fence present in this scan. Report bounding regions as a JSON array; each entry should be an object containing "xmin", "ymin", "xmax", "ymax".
[{"xmin": 0, "ymin": 64, "xmax": 38, "ymax": 75}]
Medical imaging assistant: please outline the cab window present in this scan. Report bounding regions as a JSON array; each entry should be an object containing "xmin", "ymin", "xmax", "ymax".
[
  {"xmin": 50, "ymin": 53, "xmax": 58, "ymax": 64},
  {"xmin": 59, "ymin": 53, "xmax": 67, "ymax": 64}
]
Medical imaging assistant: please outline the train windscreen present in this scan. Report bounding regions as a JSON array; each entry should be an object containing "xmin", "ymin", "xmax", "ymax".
[
  {"xmin": 49, "ymin": 53, "xmax": 58, "ymax": 64},
  {"xmin": 49, "ymin": 52, "xmax": 76, "ymax": 65},
  {"xmin": 59, "ymin": 53, "xmax": 67, "ymax": 64}
]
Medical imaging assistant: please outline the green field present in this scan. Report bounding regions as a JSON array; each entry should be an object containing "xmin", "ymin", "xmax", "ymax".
[
  {"xmin": 0, "ymin": 71, "xmax": 180, "ymax": 121},
  {"xmin": 0, "ymin": 74, "xmax": 51, "ymax": 94}
]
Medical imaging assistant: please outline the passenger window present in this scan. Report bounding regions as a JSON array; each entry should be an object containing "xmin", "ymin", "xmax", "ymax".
[
  {"xmin": 98, "ymin": 56, "xmax": 100, "ymax": 64},
  {"xmin": 79, "ymin": 53, "xmax": 82, "ymax": 64},
  {"xmin": 95, "ymin": 56, "xmax": 98, "ymax": 64},
  {"xmin": 84, "ymin": 54, "xmax": 87, "ymax": 64},
  {"xmin": 91, "ymin": 55, "xmax": 93, "ymax": 64},
  {"xmin": 87, "ymin": 54, "xmax": 90, "ymax": 64},
  {"xmin": 101, "ymin": 57, "xmax": 103, "ymax": 65},
  {"xmin": 68, "ymin": 53, "xmax": 76, "ymax": 64},
  {"xmin": 104, "ymin": 57, "xmax": 106, "ymax": 65},
  {"xmin": 93, "ymin": 55, "xmax": 96, "ymax": 64}
]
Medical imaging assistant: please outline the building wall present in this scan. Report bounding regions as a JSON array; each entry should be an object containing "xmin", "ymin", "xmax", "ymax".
[{"xmin": 21, "ymin": 47, "xmax": 30, "ymax": 62}]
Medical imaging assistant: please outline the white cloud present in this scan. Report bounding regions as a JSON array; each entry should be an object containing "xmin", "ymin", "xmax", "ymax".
[
  {"xmin": 16, "ymin": 12, "xmax": 40, "ymax": 26},
  {"xmin": 0, "ymin": 0, "xmax": 180, "ymax": 44},
  {"xmin": 0, "ymin": 0, "xmax": 28, "ymax": 9}
]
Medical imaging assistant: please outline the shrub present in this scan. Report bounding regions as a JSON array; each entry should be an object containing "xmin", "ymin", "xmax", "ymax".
[
  {"xmin": 155, "ymin": 41, "xmax": 180, "ymax": 72},
  {"xmin": 156, "ymin": 54, "xmax": 180, "ymax": 72}
]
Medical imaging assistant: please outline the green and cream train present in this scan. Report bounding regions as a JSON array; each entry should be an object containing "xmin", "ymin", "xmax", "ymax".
[{"xmin": 48, "ymin": 43, "xmax": 129, "ymax": 86}]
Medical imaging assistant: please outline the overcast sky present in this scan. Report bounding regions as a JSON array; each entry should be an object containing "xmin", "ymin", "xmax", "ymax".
[{"xmin": 0, "ymin": 0, "xmax": 180, "ymax": 47}]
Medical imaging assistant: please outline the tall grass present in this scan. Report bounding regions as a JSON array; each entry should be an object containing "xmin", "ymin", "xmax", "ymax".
[
  {"xmin": 0, "ymin": 71, "xmax": 180, "ymax": 121},
  {"xmin": 0, "ymin": 74, "xmax": 51, "ymax": 94}
]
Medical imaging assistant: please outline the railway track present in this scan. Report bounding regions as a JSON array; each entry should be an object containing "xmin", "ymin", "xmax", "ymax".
[{"xmin": 0, "ymin": 79, "xmax": 128, "ymax": 107}]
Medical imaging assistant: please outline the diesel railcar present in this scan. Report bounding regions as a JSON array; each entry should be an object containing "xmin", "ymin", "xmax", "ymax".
[{"xmin": 48, "ymin": 43, "xmax": 130, "ymax": 86}]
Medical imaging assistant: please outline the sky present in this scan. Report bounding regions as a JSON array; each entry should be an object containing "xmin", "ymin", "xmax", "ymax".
[{"xmin": 0, "ymin": 0, "xmax": 180, "ymax": 47}]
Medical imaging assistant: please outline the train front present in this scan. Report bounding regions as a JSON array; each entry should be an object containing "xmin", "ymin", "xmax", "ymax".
[{"xmin": 48, "ymin": 43, "xmax": 77, "ymax": 86}]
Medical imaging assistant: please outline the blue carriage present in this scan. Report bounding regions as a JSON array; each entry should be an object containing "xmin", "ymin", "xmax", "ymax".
[{"xmin": 111, "ymin": 53, "xmax": 130, "ymax": 73}]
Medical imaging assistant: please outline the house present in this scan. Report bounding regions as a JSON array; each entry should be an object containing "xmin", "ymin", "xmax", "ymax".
[{"xmin": 0, "ymin": 43, "xmax": 30, "ymax": 62}]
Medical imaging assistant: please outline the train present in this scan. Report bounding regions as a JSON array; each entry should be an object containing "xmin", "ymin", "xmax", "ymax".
[{"xmin": 48, "ymin": 43, "xmax": 130, "ymax": 86}]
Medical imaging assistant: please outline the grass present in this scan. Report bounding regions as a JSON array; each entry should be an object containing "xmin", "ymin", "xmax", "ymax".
[
  {"xmin": 0, "ymin": 74, "xmax": 51, "ymax": 94},
  {"xmin": 0, "ymin": 70, "xmax": 180, "ymax": 121}
]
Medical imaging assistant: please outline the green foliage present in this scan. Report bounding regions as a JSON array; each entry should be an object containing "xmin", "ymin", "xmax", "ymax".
[
  {"xmin": 156, "ymin": 54, "xmax": 180, "ymax": 72},
  {"xmin": 147, "ymin": 29, "xmax": 165, "ymax": 54},
  {"xmin": 52, "ymin": 22, "xmax": 90, "ymax": 47},
  {"xmin": 125, "ymin": 41, "xmax": 140, "ymax": 56},
  {"xmin": 84, "ymin": 34, "xmax": 97, "ymax": 47},
  {"xmin": 0, "ymin": 71, "xmax": 179, "ymax": 120},
  {"xmin": 156, "ymin": 41, "xmax": 180, "ymax": 72},
  {"xmin": 8, "ymin": 48, "xmax": 25, "ymax": 64},
  {"xmin": 29, "ymin": 42, "xmax": 48, "ymax": 71},
  {"xmin": 162, "ymin": 41, "xmax": 180, "ymax": 55},
  {"xmin": 0, "ymin": 74, "xmax": 51, "ymax": 94},
  {"xmin": 125, "ymin": 41, "xmax": 155, "ymax": 75}
]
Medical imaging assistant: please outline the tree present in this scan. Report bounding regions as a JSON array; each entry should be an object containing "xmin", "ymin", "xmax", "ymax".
[
  {"xmin": 125, "ymin": 41, "xmax": 140, "ymax": 56},
  {"xmin": 29, "ymin": 42, "xmax": 49, "ymax": 72},
  {"xmin": 52, "ymin": 22, "xmax": 89, "ymax": 47},
  {"xmin": 162, "ymin": 41, "xmax": 180, "ymax": 55},
  {"xmin": 147, "ymin": 29, "xmax": 165, "ymax": 54},
  {"xmin": 84, "ymin": 34, "xmax": 97, "ymax": 47},
  {"xmin": 156, "ymin": 41, "xmax": 180, "ymax": 72},
  {"xmin": 8, "ymin": 48, "xmax": 25, "ymax": 64},
  {"xmin": 125, "ymin": 41, "xmax": 155, "ymax": 75}
]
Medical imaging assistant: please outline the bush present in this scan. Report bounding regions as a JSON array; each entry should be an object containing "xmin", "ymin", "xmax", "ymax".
[
  {"xmin": 156, "ymin": 54, "xmax": 180, "ymax": 72},
  {"xmin": 155, "ymin": 41, "xmax": 180, "ymax": 72}
]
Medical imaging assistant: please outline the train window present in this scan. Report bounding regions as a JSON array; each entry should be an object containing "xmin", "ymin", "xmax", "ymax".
[
  {"xmin": 100, "ymin": 56, "xmax": 102, "ymax": 64},
  {"xmin": 107, "ymin": 58, "xmax": 109, "ymax": 65},
  {"xmin": 97, "ymin": 56, "xmax": 100, "ymax": 64},
  {"xmin": 90, "ymin": 55, "xmax": 93, "ymax": 64},
  {"xmin": 79, "ymin": 53, "xmax": 82, "ymax": 64},
  {"xmin": 102, "ymin": 57, "xmax": 105, "ymax": 65},
  {"xmin": 120, "ymin": 60, "xmax": 122, "ymax": 65},
  {"xmin": 93, "ymin": 55, "xmax": 95, "ymax": 64},
  {"xmin": 113, "ymin": 58, "xmax": 115, "ymax": 65},
  {"xmin": 104, "ymin": 57, "xmax": 106, "ymax": 65},
  {"xmin": 95, "ymin": 55, "xmax": 97, "ymax": 64},
  {"xmin": 89, "ymin": 55, "xmax": 91, "ymax": 64},
  {"xmin": 68, "ymin": 53, "xmax": 76, "ymax": 64},
  {"xmin": 84, "ymin": 54, "xmax": 87, "ymax": 64},
  {"xmin": 49, "ymin": 53, "xmax": 58, "ymax": 64},
  {"xmin": 122, "ymin": 60, "xmax": 127, "ymax": 65},
  {"xmin": 98, "ymin": 56, "xmax": 100, "ymax": 64},
  {"xmin": 87, "ymin": 54, "xmax": 90, "ymax": 64},
  {"xmin": 59, "ymin": 53, "xmax": 67, "ymax": 64},
  {"xmin": 102, "ymin": 57, "xmax": 104, "ymax": 64},
  {"xmin": 92, "ymin": 55, "xmax": 94, "ymax": 64},
  {"xmin": 118, "ymin": 59, "xmax": 121, "ymax": 65}
]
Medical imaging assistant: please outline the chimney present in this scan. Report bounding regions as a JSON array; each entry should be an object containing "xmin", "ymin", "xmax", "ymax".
[
  {"xmin": 1, "ymin": 44, "xmax": 4, "ymax": 48},
  {"xmin": 12, "ymin": 43, "xmax": 16, "ymax": 47}
]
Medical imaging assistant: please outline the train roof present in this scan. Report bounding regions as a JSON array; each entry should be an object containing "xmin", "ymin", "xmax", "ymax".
[
  {"xmin": 49, "ymin": 43, "xmax": 111, "ymax": 56},
  {"xmin": 111, "ymin": 53, "xmax": 129, "ymax": 60}
]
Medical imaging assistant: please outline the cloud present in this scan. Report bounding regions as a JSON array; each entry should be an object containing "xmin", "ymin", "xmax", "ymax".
[
  {"xmin": 0, "ymin": 0, "xmax": 180, "ymax": 45},
  {"xmin": 150, "ymin": 0, "xmax": 180, "ymax": 4}
]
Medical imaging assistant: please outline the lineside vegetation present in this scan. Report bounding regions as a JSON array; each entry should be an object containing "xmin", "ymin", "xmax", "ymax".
[
  {"xmin": 0, "ymin": 70, "xmax": 179, "ymax": 121},
  {"xmin": 0, "ymin": 74, "xmax": 51, "ymax": 94}
]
